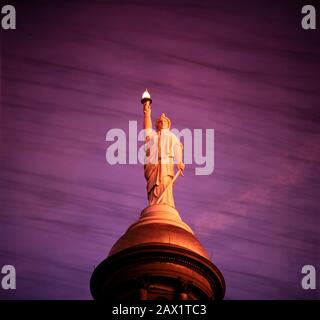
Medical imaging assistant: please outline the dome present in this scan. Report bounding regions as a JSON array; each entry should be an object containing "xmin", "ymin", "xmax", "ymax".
[
  {"xmin": 109, "ymin": 205, "xmax": 210, "ymax": 259},
  {"xmin": 91, "ymin": 204, "xmax": 226, "ymax": 300}
]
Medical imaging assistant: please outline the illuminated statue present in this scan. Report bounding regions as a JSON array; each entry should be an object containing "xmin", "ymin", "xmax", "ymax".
[{"xmin": 141, "ymin": 89, "xmax": 185, "ymax": 207}]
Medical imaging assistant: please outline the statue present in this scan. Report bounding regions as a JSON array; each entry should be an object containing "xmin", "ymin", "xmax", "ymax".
[{"xmin": 141, "ymin": 89, "xmax": 185, "ymax": 207}]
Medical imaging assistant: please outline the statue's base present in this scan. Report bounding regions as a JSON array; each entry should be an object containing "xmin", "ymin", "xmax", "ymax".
[{"xmin": 128, "ymin": 204, "xmax": 193, "ymax": 234}]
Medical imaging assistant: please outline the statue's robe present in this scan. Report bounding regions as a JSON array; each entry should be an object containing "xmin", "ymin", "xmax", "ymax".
[{"xmin": 144, "ymin": 128, "xmax": 182, "ymax": 207}]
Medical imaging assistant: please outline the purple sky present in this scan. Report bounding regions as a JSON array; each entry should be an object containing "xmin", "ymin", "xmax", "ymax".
[{"xmin": 1, "ymin": 0, "xmax": 320, "ymax": 299}]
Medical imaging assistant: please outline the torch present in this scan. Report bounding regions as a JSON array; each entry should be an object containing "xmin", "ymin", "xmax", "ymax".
[{"xmin": 141, "ymin": 88, "xmax": 152, "ymax": 105}]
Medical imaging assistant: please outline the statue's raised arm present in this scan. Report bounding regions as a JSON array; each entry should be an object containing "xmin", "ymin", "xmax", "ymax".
[{"xmin": 142, "ymin": 89, "xmax": 152, "ymax": 132}]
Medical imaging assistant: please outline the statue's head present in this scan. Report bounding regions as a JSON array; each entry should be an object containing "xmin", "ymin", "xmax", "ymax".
[{"xmin": 156, "ymin": 113, "xmax": 171, "ymax": 131}]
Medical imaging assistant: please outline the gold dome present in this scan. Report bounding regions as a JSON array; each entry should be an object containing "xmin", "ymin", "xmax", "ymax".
[{"xmin": 109, "ymin": 205, "xmax": 209, "ymax": 259}]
